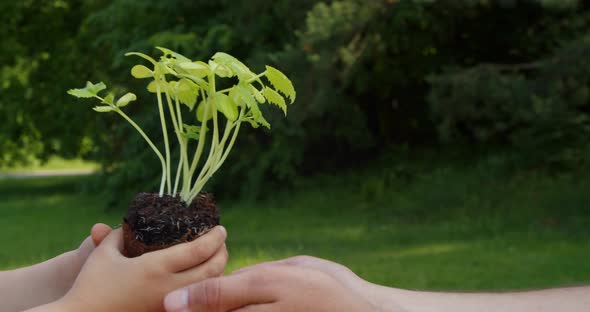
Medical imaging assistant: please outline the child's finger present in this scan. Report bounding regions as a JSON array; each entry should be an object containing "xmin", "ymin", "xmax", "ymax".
[
  {"xmin": 153, "ymin": 225, "xmax": 227, "ymax": 273},
  {"xmin": 91, "ymin": 223, "xmax": 113, "ymax": 246},
  {"xmin": 176, "ymin": 243, "xmax": 228, "ymax": 284},
  {"xmin": 99, "ymin": 228, "xmax": 124, "ymax": 253}
]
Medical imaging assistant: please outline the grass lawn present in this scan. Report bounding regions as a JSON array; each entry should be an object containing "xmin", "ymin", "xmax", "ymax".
[
  {"xmin": 1, "ymin": 157, "xmax": 589, "ymax": 291},
  {"xmin": 0, "ymin": 156, "xmax": 98, "ymax": 174}
]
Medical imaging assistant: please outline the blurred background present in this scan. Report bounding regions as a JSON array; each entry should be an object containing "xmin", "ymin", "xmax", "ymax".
[{"xmin": 1, "ymin": 0, "xmax": 590, "ymax": 291}]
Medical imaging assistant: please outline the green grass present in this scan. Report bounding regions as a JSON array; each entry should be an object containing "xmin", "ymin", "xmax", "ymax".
[
  {"xmin": 0, "ymin": 156, "xmax": 98, "ymax": 174},
  {"xmin": 1, "ymin": 157, "xmax": 589, "ymax": 291}
]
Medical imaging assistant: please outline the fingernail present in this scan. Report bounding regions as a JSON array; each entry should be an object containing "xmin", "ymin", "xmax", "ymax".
[
  {"xmin": 218, "ymin": 225, "xmax": 227, "ymax": 237},
  {"xmin": 164, "ymin": 288, "xmax": 188, "ymax": 312}
]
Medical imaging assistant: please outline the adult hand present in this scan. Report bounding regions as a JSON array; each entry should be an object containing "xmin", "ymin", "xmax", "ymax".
[
  {"xmin": 164, "ymin": 255, "xmax": 377, "ymax": 312},
  {"xmin": 53, "ymin": 225, "xmax": 228, "ymax": 312}
]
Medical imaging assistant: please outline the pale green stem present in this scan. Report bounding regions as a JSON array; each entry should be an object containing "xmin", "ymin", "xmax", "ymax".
[
  {"xmin": 114, "ymin": 108, "xmax": 167, "ymax": 196},
  {"xmin": 156, "ymin": 77, "xmax": 172, "ymax": 195},
  {"xmin": 173, "ymin": 152, "xmax": 183, "ymax": 197},
  {"xmin": 212, "ymin": 118, "xmax": 243, "ymax": 173},
  {"xmin": 191, "ymin": 74, "xmax": 219, "ymax": 192},
  {"xmin": 164, "ymin": 90, "xmax": 183, "ymax": 197},
  {"xmin": 187, "ymin": 109, "xmax": 245, "ymax": 203},
  {"xmin": 175, "ymin": 96, "xmax": 191, "ymax": 198},
  {"xmin": 186, "ymin": 88, "xmax": 210, "ymax": 189},
  {"xmin": 246, "ymin": 71, "xmax": 267, "ymax": 84}
]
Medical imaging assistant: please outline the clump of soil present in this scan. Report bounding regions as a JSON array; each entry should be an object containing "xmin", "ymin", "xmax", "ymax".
[{"xmin": 123, "ymin": 192, "xmax": 219, "ymax": 257}]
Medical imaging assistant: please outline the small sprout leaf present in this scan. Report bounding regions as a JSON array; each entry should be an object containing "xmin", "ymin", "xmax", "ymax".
[
  {"xmin": 262, "ymin": 87, "xmax": 287, "ymax": 115},
  {"xmin": 102, "ymin": 94, "xmax": 115, "ymax": 106},
  {"xmin": 181, "ymin": 124, "xmax": 202, "ymax": 141},
  {"xmin": 116, "ymin": 92, "xmax": 137, "ymax": 107},
  {"xmin": 93, "ymin": 106, "xmax": 115, "ymax": 113},
  {"xmin": 67, "ymin": 81, "xmax": 107, "ymax": 98},
  {"xmin": 265, "ymin": 65, "xmax": 296, "ymax": 103},
  {"xmin": 196, "ymin": 99, "xmax": 214, "ymax": 122},
  {"xmin": 176, "ymin": 79, "xmax": 199, "ymax": 110},
  {"xmin": 215, "ymin": 93, "xmax": 238, "ymax": 121},
  {"xmin": 131, "ymin": 65, "xmax": 153, "ymax": 79}
]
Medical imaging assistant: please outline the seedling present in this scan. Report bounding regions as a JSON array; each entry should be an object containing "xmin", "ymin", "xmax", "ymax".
[{"xmin": 68, "ymin": 47, "xmax": 295, "ymax": 256}]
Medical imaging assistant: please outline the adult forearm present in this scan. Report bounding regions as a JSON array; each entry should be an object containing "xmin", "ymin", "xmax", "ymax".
[{"xmin": 367, "ymin": 283, "xmax": 590, "ymax": 312}]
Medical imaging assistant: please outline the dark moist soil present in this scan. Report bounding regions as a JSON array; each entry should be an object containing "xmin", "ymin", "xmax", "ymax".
[{"xmin": 123, "ymin": 192, "xmax": 219, "ymax": 257}]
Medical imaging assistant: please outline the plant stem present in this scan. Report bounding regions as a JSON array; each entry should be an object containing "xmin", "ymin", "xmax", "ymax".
[
  {"xmin": 164, "ymin": 89, "xmax": 183, "ymax": 197},
  {"xmin": 156, "ymin": 75, "xmax": 172, "ymax": 195},
  {"xmin": 114, "ymin": 108, "xmax": 167, "ymax": 196},
  {"xmin": 187, "ymin": 109, "xmax": 244, "ymax": 203},
  {"xmin": 185, "ymin": 88, "xmax": 210, "ymax": 197},
  {"xmin": 191, "ymin": 74, "xmax": 219, "ymax": 193},
  {"xmin": 175, "ymin": 96, "xmax": 191, "ymax": 198}
]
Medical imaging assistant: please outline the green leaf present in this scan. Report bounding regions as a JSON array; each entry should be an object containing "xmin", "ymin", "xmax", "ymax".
[
  {"xmin": 175, "ymin": 79, "xmax": 199, "ymax": 110},
  {"xmin": 243, "ymin": 118, "xmax": 259, "ymax": 128},
  {"xmin": 67, "ymin": 81, "xmax": 107, "ymax": 98},
  {"xmin": 102, "ymin": 94, "xmax": 115, "ymax": 106},
  {"xmin": 156, "ymin": 47, "xmax": 192, "ymax": 63},
  {"xmin": 147, "ymin": 80, "xmax": 168, "ymax": 93},
  {"xmin": 212, "ymin": 52, "xmax": 255, "ymax": 81},
  {"xmin": 209, "ymin": 60, "xmax": 234, "ymax": 78},
  {"xmin": 236, "ymin": 84, "xmax": 258, "ymax": 109},
  {"xmin": 249, "ymin": 85, "xmax": 266, "ymax": 103},
  {"xmin": 265, "ymin": 65, "xmax": 296, "ymax": 103},
  {"xmin": 116, "ymin": 92, "xmax": 137, "ymax": 107},
  {"xmin": 196, "ymin": 99, "xmax": 214, "ymax": 122},
  {"xmin": 131, "ymin": 65, "xmax": 153, "ymax": 79},
  {"xmin": 93, "ymin": 106, "xmax": 115, "ymax": 113},
  {"xmin": 177, "ymin": 61, "xmax": 210, "ymax": 78},
  {"xmin": 257, "ymin": 114, "xmax": 271, "ymax": 129},
  {"xmin": 181, "ymin": 124, "xmax": 201, "ymax": 141},
  {"xmin": 262, "ymin": 87, "xmax": 287, "ymax": 115},
  {"xmin": 214, "ymin": 93, "xmax": 238, "ymax": 121}
]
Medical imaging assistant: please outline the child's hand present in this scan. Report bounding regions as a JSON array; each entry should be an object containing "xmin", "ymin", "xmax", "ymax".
[
  {"xmin": 58, "ymin": 226, "xmax": 228, "ymax": 312},
  {"xmin": 0, "ymin": 224, "xmax": 112, "ymax": 312}
]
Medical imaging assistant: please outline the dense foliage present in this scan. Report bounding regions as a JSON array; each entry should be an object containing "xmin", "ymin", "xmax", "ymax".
[{"xmin": 2, "ymin": 0, "xmax": 589, "ymax": 201}]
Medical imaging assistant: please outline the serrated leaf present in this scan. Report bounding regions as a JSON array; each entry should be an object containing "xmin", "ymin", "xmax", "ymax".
[
  {"xmin": 93, "ymin": 106, "xmax": 115, "ymax": 113},
  {"xmin": 196, "ymin": 99, "xmax": 214, "ymax": 122},
  {"xmin": 212, "ymin": 52, "xmax": 255, "ymax": 81},
  {"xmin": 131, "ymin": 65, "xmax": 153, "ymax": 79},
  {"xmin": 262, "ymin": 87, "xmax": 287, "ymax": 115},
  {"xmin": 175, "ymin": 79, "xmax": 199, "ymax": 110},
  {"xmin": 265, "ymin": 65, "xmax": 296, "ymax": 103},
  {"xmin": 244, "ymin": 118, "xmax": 259, "ymax": 128},
  {"xmin": 116, "ymin": 92, "xmax": 137, "ymax": 107},
  {"xmin": 214, "ymin": 93, "xmax": 238, "ymax": 121},
  {"xmin": 257, "ymin": 114, "xmax": 271, "ymax": 129},
  {"xmin": 67, "ymin": 81, "xmax": 107, "ymax": 98}
]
